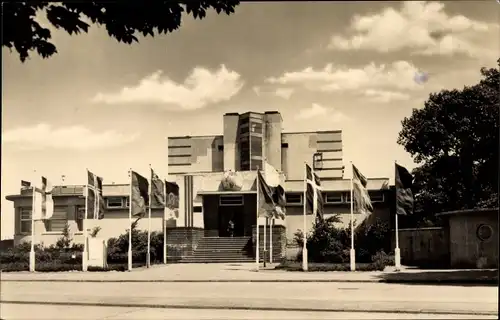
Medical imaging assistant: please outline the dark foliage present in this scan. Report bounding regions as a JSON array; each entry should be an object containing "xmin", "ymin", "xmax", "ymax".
[
  {"xmin": 106, "ymin": 223, "xmax": 164, "ymax": 263},
  {"xmin": 398, "ymin": 59, "xmax": 499, "ymax": 223},
  {"xmin": 3, "ymin": 1, "xmax": 240, "ymax": 62},
  {"xmin": 293, "ymin": 215, "xmax": 392, "ymax": 264},
  {"xmin": 276, "ymin": 261, "xmax": 388, "ymax": 272}
]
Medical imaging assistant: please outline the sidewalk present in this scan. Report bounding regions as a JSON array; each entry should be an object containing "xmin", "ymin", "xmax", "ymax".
[{"xmin": 0, "ymin": 263, "xmax": 497, "ymax": 285}]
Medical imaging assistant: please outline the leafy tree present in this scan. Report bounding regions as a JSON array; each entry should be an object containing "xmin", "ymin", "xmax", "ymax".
[
  {"xmin": 398, "ymin": 59, "xmax": 499, "ymax": 223},
  {"xmin": 3, "ymin": 1, "xmax": 240, "ymax": 62}
]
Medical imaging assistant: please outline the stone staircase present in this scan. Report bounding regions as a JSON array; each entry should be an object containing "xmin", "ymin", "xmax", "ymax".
[{"xmin": 180, "ymin": 236, "xmax": 254, "ymax": 263}]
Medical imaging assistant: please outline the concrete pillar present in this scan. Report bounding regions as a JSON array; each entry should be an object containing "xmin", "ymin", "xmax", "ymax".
[{"xmin": 223, "ymin": 113, "xmax": 240, "ymax": 171}]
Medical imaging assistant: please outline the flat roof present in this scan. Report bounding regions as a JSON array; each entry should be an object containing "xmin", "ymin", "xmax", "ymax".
[{"xmin": 283, "ymin": 130, "xmax": 342, "ymax": 135}]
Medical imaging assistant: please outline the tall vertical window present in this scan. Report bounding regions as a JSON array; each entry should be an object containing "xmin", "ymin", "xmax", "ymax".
[
  {"xmin": 250, "ymin": 136, "xmax": 263, "ymax": 158},
  {"xmin": 240, "ymin": 139, "xmax": 250, "ymax": 170},
  {"xmin": 19, "ymin": 208, "xmax": 31, "ymax": 234},
  {"xmin": 239, "ymin": 114, "xmax": 264, "ymax": 171}
]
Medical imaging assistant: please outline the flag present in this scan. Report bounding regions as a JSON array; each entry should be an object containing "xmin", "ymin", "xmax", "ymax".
[
  {"xmin": 263, "ymin": 161, "xmax": 281, "ymax": 187},
  {"xmin": 395, "ymin": 163, "xmax": 414, "ymax": 215},
  {"xmin": 150, "ymin": 169, "xmax": 165, "ymax": 208},
  {"xmin": 165, "ymin": 180, "xmax": 179, "ymax": 219},
  {"xmin": 131, "ymin": 171, "xmax": 149, "ymax": 218},
  {"xmin": 305, "ymin": 164, "xmax": 324, "ymax": 220},
  {"xmin": 21, "ymin": 180, "xmax": 31, "ymax": 188},
  {"xmin": 41, "ymin": 176, "xmax": 54, "ymax": 219},
  {"xmin": 257, "ymin": 170, "xmax": 286, "ymax": 219},
  {"xmin": 87, "ymin": 170, "xmax": 105, "ymax": 219},
  {"xmin": 352, "ymin": 164, "xmax": 373, "ymax": 214}
]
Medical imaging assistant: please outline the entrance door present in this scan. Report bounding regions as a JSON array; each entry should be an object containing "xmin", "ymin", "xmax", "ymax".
[
  {"xmin": 218, "ymin": 206, "xmax": 245, "ymax": 237},
  {"xmin": 218, "ymin": 195, "xmax": 245, "ymax": 237}
]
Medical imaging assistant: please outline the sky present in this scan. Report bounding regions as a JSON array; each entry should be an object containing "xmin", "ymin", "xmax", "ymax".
[{"xmin": 1, "ymin": 1, "xmax": 499, "ymax": 239}]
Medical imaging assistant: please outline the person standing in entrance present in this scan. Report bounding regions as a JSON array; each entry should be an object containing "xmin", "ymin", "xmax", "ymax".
[{"xmin": 228, "ymin": 219, "xmax": 234, "ymax": 237}]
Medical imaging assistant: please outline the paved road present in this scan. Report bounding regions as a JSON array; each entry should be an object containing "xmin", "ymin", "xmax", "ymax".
[
  {"xmin": 1, "ymin": 304, "xmax": 496, "ymax": 320},
  {"xmin": 1, "ymin": 281, "xmax": 497, "ymax": 319}
]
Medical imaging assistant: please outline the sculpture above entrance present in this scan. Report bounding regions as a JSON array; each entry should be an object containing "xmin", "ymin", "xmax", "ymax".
[{"xmin": 220, "ymin": 170, "xmax": 244, "ymax": 191}]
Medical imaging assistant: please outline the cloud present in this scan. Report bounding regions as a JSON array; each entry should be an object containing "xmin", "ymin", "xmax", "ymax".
[
  {"xmin": 295, "ymin": 103, "xmax": 348, "ymax": 122},
  {"xmin": 328, "ymin": 1, "xmax": 494, "ymax": 58},
  {"xmin": 2, "ymin": 124, "xmax": 139, "ymax": 150},
  {"xmin": 363, "ymin": 89, "xmax": 411, "ymax": 103},
  {"xmin": 92, "ymin": 65, "xmax": 244, "ymax": 110},
  {"xmin": 274, "ymin": 88, "xmax": 294, "ymax": 99},
  {"xmin": 266, "ymin": 60, "xmax": 421, "ymax": 92},
  {"xmin": 252, "ymin": 86, "xmax": 294, "ymax": 100}
]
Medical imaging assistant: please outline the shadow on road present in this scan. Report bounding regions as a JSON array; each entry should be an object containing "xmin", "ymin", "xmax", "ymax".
[{"xmin": 377, "ymin": 269, "xmax": 499, "ymax": 287}]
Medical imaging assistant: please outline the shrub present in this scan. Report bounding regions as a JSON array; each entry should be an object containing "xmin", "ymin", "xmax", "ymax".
[
  {"xmin": 293, "ymin": 215, "xmax": 392, "ymax": 264},
  {"xmin": 276, "ymin": 261, "xmax": 386, "ymax": 272},
  {"xmin": 371, "ymin": 250, "xmax": 394, "ymax": 270},
  {"xmin": 0, "ymin": 261, "xmax": 81, "ymax": 272},
  {"xmin": 106, "ymin": 223, "xmax": 164, "ymax": 264},
  {"xmin": 294, "ymin": 215, "xmax": 350, "ymax": 263}
]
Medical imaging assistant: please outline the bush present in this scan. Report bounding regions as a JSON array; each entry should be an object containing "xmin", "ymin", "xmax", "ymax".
[
  {"xmin": 293, "ymin": 215, "xmax": 391, "ymax": 264},
  {"xmin": 106, "ymin": 223, "xmax": 164, "ymax": 264},
  {"xmin": 0, "ymin": 261, "xmax": 81, "ymax": 272},
  {"xmin": 294, "ymin": 216, "xmax": 351, "ymax": 264},
  {"xmin": 276, "ymin": 261, "xmax": 386, "ymax": 272},
  {"xmin": 371, "ymin": 250, "xmax": 394, "ymax": 270}
]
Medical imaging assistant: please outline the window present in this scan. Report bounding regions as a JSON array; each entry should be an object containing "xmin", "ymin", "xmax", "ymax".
[
  {"xmin": 241, "ymin": 160, "xmax": 250, "ymax": 171},
  {"xmin": 125, "ymin": 197, "xmax": 130, "ymax": 208},
  {"xmin": 250, "ymin": 159, "xmax": 262, "ymax": 171},
  {"xmin": 218, "ymin": 145, "xmax": 224, "ymax": 152},
  {"xmin": 285, "ymin": 193, "xmax": 302, "ymax": 205},
  {"xmin": 45, "ymin": 207, "xmax": 68, "ymax": 232},
  {"xmin": 107, "ymin": 197, "xmax": 123, "ymax": 208},
  {"xmin": 249, "ymin": 122, "xmax": 263, "ymax": 134},
  {"xmin": 281, "ymin": 143, "xmax": 289, "ymax": 148},
  {"xmin": 240, "ymin": 125, "xmax": 249, "ymax": 135},
  {"xmin": 76, "ymin": 206, "xmax": 85, "ymax": 231},
  {"xmin": 219, "ymin": 195, "xmax": 244, "ymax": 206},
  {"xmin": 344, "ymin": 192, "xmax": 351, "ymax": 203},
  {"xmin": 368, "ymin": 191, "xmax": 384, "ymax": 202},
  {"xmin": 193, "ymin": 206, "xmax": 203, "ymax": 213},
  {"xmin": 325, "ymin": 192, "xmax": 342, "ymax": 204},
  {"xmin": 250, "ymin": 136, "xmax": 262, "ymax": 157},
  {"xmin": 240, "ymin": 138, "xmax": 250, "ymax": 170},
  {"xmin": 19, "ymin": 208, "xmax": 31, "ymax": 234},
  {"xmin": 313, "ymin": 153, "xmax": 323, "ymax": 170},
  {"xmin": 239, "ymin": 117, "xmax": 249, "ymax": 127}
]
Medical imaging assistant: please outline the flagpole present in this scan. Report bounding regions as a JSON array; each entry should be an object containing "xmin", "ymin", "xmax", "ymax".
[
  {"xmin": 302, "ymin": 162, "xmax": 308, "ymax": 272},
  {"xmin": 350, "ymin": 162, "xmax": 356, "ymax": 271},
  {"xmin": 269, "ymin": 217, "xmax": 273, "ymax": 264},
  {"xmin": 146, "ymin": 165, "xmax": 152, "ymax": 268},
  {"xmin": 29, "ymin": 178, "xmax": 36, "ymax": 272},
  {"xmin": 255, "ymin": 167, "xmax": 260, "ymax": 270},
  {"xmin": 266, "ymin": 158, "xmax": 273, "ymax": 265},
  {"xmin": 83, "ymin": 169, "xmax": 89, "ymax": 272},
  {"xmin": 164, "ymin": 136, "xmax": 169, "ymax": 265},
  {"xmin": 394, "ymin": 161, "xmax": 401, "ymax": 271},
  {"xmin": 263, "ymin": 216, "xmax": 267, "ymax": 267},
  {"xmin": 163, "ymin": 179, "xmax": 168, "ymax": 264},
  {"xmin": 128, "ymin": 169, "xmax": 133, "ymax": 272}
]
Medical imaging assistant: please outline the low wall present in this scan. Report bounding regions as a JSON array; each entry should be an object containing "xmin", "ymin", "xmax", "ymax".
[
  {"xmin": 393, "ymin": 227, "xmax": 449, "ymax": 268},
  {"xmin": 252, "ymin": 224, "xmax": 286, "ymax": 262},
  {"xmin": 441, "ymin": 208, "xmax": 498, "ymax": 269},
  {"xmin": 165, "ymin": 227, "xmax": 204, "ymax": 263}
]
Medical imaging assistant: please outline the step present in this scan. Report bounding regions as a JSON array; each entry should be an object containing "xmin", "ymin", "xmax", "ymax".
[{"xmin": 182, "ymin": 256, "xmax": 254, "ymax": 261}]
